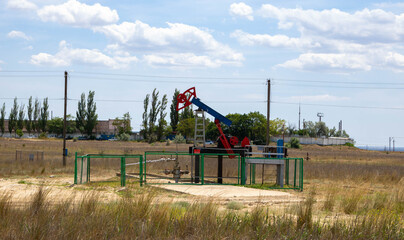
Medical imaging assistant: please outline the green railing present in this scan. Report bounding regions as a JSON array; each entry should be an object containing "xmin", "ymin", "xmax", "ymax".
[
  {"xmin": 143, "ymin": 152, "xmax": 243, "ymax": 185},
  {"xmin": 74, "ymin": 153, "xmax": 143, "ymax": 187},
  {"xmin": 246, "ymin": 157, "xmax": 304, "ymax": 191},
  {"xmin": 74, "ymin": 152, "xmax": 303, "ymax": 191}
]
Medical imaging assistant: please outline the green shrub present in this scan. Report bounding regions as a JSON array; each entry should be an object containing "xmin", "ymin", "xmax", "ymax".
[
  {"xmin": 117, "ymin": 133, "xmax": 130, "ymax": 141},
  {"xmin": 16, "ymin": 129, "xmax": 23, "ymax": 138},
  {"xmin": 38, "ymin": 132, "xmax": 47, "ymax": 139},
  {"xmin": 345, "ymin": 142, "xmax": 354, "ymax": 147},
  {"xmin": 289, "ymin": 137, "xmax": 301, "ymax": 149}
]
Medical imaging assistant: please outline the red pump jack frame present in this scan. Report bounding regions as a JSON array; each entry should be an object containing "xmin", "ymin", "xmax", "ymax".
[{"xmin": 176, "ymin": 87, "xmax": 250, "ymax": 159}]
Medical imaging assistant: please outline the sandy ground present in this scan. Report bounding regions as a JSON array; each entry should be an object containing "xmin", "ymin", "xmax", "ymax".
[
  {"xmin": 0, "ymin": 175, "xmax": 301, "ymax": 206},
  {"xmin": 159, "ymin": 184, "xmax": 299, "ymax": 203}
]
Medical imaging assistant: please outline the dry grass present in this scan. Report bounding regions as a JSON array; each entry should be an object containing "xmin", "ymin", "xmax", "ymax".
[
  {"xmin": 0, "ymin": 188, "xmax": 402, "ymax": 239},
  {"xmin": 0, "ymin": 138, "xmax": 403, "ymax": 239}
]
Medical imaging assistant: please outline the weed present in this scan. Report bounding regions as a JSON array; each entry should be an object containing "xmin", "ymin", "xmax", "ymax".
[
  {"xmin": 341, "ymin": 189, "xmax": 363, "ymax": 214},
  {"xmin": 297, "ymin": 189, "xmax": 316, "ymax": 229},
  {"xmin": 322, "ymin": 188, "xmax": 337, "ymax": 212},
  {"xmin": 227, "ymin": 201, "xmax": 244, "ymax": 210}
]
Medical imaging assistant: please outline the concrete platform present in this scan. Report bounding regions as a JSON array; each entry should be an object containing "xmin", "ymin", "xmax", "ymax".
[{"xmin": 157, "ymin": 184, "xmax": 292, "ymax": 198}]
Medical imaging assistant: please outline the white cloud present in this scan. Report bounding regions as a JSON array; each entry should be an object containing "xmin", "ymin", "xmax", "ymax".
[
  {"xmin": 7, "ymin": 30, "xmax": 32, "ymax": 40},
  {"xmin": 277, "ymin": 53, "xmax": 372, "ymax": 72},
  {"xmin": 0, "ymin": 60, "xmax": 4, "ymax": 71},
  {"xmin": 37, "ymin": 0, "xmax": 119, "ymax": 28},
  {"xmin": 259, "ymin": 4, "xmax": 404, "ymax": 43},
  {"xmin": 7, "ymin": 0, "xmax": 37, "ymax": 11},
  {"xmin": 229, "ymin": 2, "xmax": 254, "ymax": 21},
  {"xmin": 95, "ymin": 21, "xmax": 243, "ymax": 67},
  {"xmin": 288, "ymin": 94, "xmax": 350, "ymax": 102},
  {"xmin": 231, "ymin": 30, "xmax": 320, "ymax": 49},
  {"xmin": 144, "ymin": 53, "xmax": 223, "ymax": 68},
  {"xmin": 30, "ymin": 41, "xmax": 138, "ymax": 69},
  {"xmin": 234, "ymin": 4, "xmax": 404, "ymax": 72}
]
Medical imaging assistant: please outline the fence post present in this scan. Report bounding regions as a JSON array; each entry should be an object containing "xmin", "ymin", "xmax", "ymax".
[
  {"xmin": 87, "ymin": 156, "xmax": 90, "ymax": 183},
  {"xmin": 241, "ymin": 156, "xmax": 246, "ymax": 185},
  {"xmin": 294, "ymin": 159, "xmax": 297, "ymax": 189},
  {"xmin": 286, "ymin": 159, "xmax": 289, "ymax": 185},
  {"xmin": 139, "ymin": 155, "xmax": 143, "ymax": 186},
  {"xmin": 74, "ymin": 152, "xmax": 77, "ymax": 184},
  {"xmin": 201, "ymin": 154, "xmax": 204, "ymax": 185},
  {"xmin": 300, "ymin": 158, "xmax": 304, "ymax": 191}
]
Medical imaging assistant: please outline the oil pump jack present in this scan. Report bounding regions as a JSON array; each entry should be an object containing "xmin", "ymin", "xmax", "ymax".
[{"xmin": 176, "ymin": 87, "xmax": 251, "ymax": 184}]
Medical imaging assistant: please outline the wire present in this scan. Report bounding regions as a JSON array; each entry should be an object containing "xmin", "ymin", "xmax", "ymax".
[
  {"xmin": 2, "ymin": 97, "xmax": 403, "ymax": 111},
  {"xmin": 271, "ymin": 100, "xmax": 404, "ymax": 111},
  {"xmin": 72, "ymin": 71, "xmax": 264, "ymax": 81},
  {"xmin": 272, "ymin": 82, "xmax": 404, "ymax": 90},
  {"xmin": 69, "ymin": 75, "xmax": 264, "ymax": 85},
  {"xmin": 272, "ymin": 77, "xmax": 404, "ymax": 86}
]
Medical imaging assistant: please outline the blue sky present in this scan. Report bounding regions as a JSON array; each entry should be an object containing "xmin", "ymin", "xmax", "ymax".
[{"xmin": 1, "ymin": 0, "xmax": 404, "ymax": 147}]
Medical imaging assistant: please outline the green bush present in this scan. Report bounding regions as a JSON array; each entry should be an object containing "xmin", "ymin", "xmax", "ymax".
[
  {"xmin": 289, "ymin": 137, "xmax": 301, "ymax": 149},
  {"xmin": 117, "ymin": 133, "xmax": 130, "ymax": 141},
  {"xmin": 345, "ymin": 142, "xmax": 354, "ymax": 147},
  {"xmin": 16, "ymin": 129, "xmax": 23, "ymax": 138},
  {"xmin": 38, "ymin": 132, "xmax": 47, "ymax": 139}
]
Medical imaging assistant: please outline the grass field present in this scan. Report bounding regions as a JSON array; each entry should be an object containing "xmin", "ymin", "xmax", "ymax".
[{"xmin": 0, "ymin": 138, "xmax": 403, "ymax": 239}]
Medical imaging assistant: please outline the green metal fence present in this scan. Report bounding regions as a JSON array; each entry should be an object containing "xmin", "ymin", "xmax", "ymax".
[
  {"xmin": 247, "ymin": 157, "xmax": 304, "ymax": 191},
  {"xmin": 74, "ymin": 152, "xmax": 303, "ymax": 191},
  {"xmin": 142, "ymin": 152, "xmax": 244, "ymax": 185},
  {"xmin": 74, "ymin": 153, "xmax": 143, "ymax": 187}
]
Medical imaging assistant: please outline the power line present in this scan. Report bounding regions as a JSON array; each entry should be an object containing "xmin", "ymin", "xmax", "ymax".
[
  {"xmin": 271, "ymin": 100, "xmax": 404, "ymax": 111},
  {"xmin": 272, "ymin": 77, "xmax": 404, "ymax": 86},
  {"xmin": 2, "ymin": 97, "xmax": 404, "ymax": 111},
  {"xmin": 272, "ymin": 82, "xmax": 404, "ymax": 90},
  {"xmin": 69, "ymin": 75, "xmax": 264, "ymax": 85}
]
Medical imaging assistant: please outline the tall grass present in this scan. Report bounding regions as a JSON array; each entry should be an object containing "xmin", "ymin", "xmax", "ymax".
[{"xmin": 0, "ymin": 188, "xmax": 402, "ymax": 239}]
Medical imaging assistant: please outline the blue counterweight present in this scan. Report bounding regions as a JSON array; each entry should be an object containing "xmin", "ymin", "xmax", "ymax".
[{"xmin": 191, "ymin": 98, "xmax": 232, "ymax": 126}]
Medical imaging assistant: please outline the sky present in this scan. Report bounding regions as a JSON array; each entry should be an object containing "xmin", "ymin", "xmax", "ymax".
[{"xmin": 1, "ymin": 0, "xmax": 404, "ymax": 147}]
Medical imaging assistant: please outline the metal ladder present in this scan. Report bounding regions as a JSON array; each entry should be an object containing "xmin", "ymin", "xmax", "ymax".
[{"xmin": 194, "ymin": 109, "xmax": 206, "ymax": 147}]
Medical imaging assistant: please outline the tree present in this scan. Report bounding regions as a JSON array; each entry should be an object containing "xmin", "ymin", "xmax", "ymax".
[
  {"xmin": 141, "ymin": 94, "xmax": 149, "ymax": 140},
  {"xmin": 85, "ymin": 91, "xmax": 98, "ymax": 137},
  {"xmin": 148, "ymin": 89, "xmax": 161, "ymax": 142},
  {"xmin": 17, "ymin": 104, "xmax": 25, "ymax": 132},
  {"xmin": 48, "ymin": 117, "xmax": 64, "ymax": 135},
  {"xmin": 49, "ymin": 115, "xmax": 76, "ymax": 135},
  {"xmin": 33, "ymin": 98, "xmax": 40, "ymax": 134},
  {"xmin": 8, "ymin": 98, "xmax": 18, "ymax": 135},
  {"xmin": 38, "ymin": 98, "xmax": 49, "ymax": 133},
  {"xmin": 180, "ymin": 105, "xmax": 194, "ymax": 120},
  {"xmin": 76, "ymin": 93, "xmax": 86, "ymax": 135},
  {"xmin": 157, "ymin": 94, "xmax": 168, "ymax": 141},
  {"xmin": 25, "ymin": 96, "xmax": 33, "ymax": 135},
  {"xmin": 315, "ymin": 121, "xmax": 329, "ymax": 137},
  {"xmin": 169, "ymin": 89, "xmax": 180, "ymax": 132},
  {"xmin": 177, "ymin": 118, "xmax": 194, "ymax": 141},
  {"xmin": 113, "ymin": 112, "xmax": 132, "ymax": 136},
  {"xmin": 0, "ymin": 103, "xmax": 5, "ymax": 136}
]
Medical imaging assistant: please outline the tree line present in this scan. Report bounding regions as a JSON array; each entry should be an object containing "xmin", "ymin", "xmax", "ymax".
[
  {"xmin": 0, "ymin": 97, "xmax": 48, "ymax": 137},
  {"xmin": 1, "ymin": 88, "xmax": 350, "ymax": 142}
]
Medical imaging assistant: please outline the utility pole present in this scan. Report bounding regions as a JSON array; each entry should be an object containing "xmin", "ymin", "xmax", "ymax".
[
  {"xmin": 264, "ymin": 79, "xmax": 271, "ymax": 185},
  {"xmin": 266, "ymin": 79, "xmax": 271, "ymax": 145},
  {"xmin": 389, "ymin": 137, "xmax": 391, "ymax": 152},
  {"xmin": 393, "ymin": 138, "xmax": 395, "ymax": 152},
  {"xmin": 298, "ymin": 102, "xmax": 301, "ymax": 130},
  {"xmin": 63, "ymin": 71, "xmax": 68, "ymax": 167}
]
